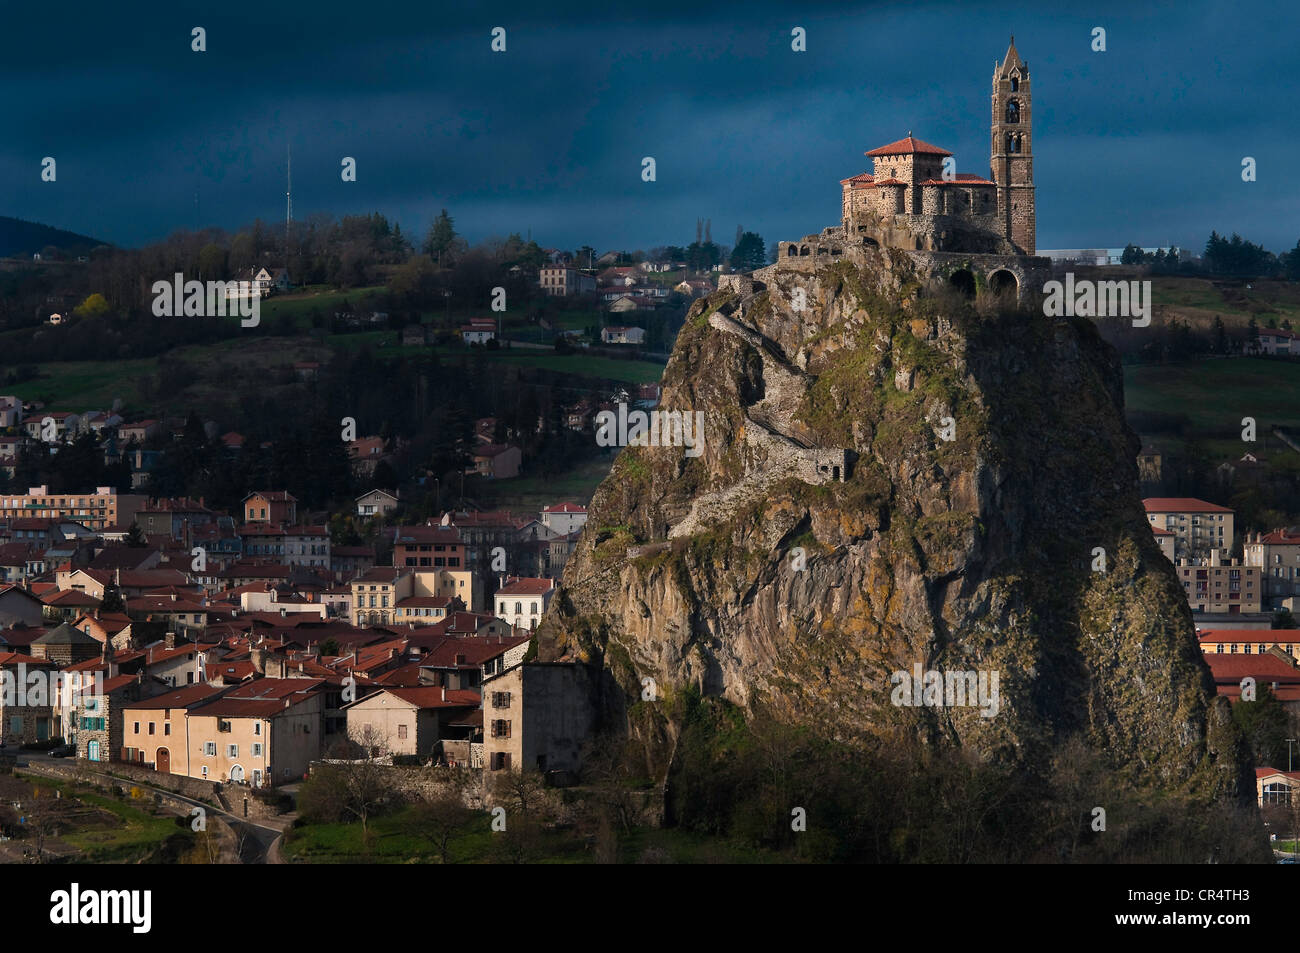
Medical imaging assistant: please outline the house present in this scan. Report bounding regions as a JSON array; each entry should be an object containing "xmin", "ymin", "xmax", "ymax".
[
  {"xmin": 186, "ymin": 678, "xmax": 325, "ymax": 786},
  {"xmin": 0, "ymin": 585, "xmax": 46, "ymax": 627},
  {"xmin": 1136, "ymin": 443, "xmax": 1162, "ymax": 483},
  {"xmin": 640, "ymin": 261, "xmax": 674, "ymax": 273},
  {"xmin": 74, "ymin": 673, "xmax": 172, "ymax": 764},
  {"xmin": 607, "ymin": 297, "xmax": 655, "ymax": 314},
  {"xmin": 1143, "ymin": 497, "xmax": 1234, "ymax": 559},
  {"xmin": 243, "ymin": 491, "xmax": 298, "ymax": 526},
  {"xmin": 460, "ymin": 318, "xmax": 496, "ymax": 344},
  {"xmin": 469, "ymin": 444, "xmax": 521, "ymax": 480},
  {"xmin": 1204, "ymin": 650, "xmax": 1300, "ymax": 704},
  {"xmin": 342, "ymin": 686, "xmax": 481, "ymax": 758},
  {"xmin": 539, "ymin": 265, "xmax": 596, "ymax": 297},
  {"xmin": 1257, "ymin": 328, "xmax": 1297, "ymax": 356},
  {"xmin": 347, "ymin": 436, "xmax": 387, "ymax": 477},
  {"xmin": 0, "ymin": 651, "xmax": 58, "ymax": 743},
  {"xmin": 118, "ymin": 683, "xmax": 230, "ymax": 770},
  {"xmin": 228, "ymin": 267, "xmax": 291, "ymax": 298},
  {"xmin": 674, "ymin": 279, "xmax": 714, "ymax": 297},
  {"xmin": 597, "ymin": 267, "xmax": 639, "ymax": 287},
  {"xmin": 541, "ymin": 502, "xmax": 587, "ymax": 537},
  {"xmin": 117, "ymin": 420, "xmax": 162, "ymax": 444},
  {"xmin": 30, "ymin": 622, "xmax": 102, "ymax": 665},
  {"xmin": 356, "ymin": 489, "xmax": 400, "ymax": 519},
  {"xmin": 481, "ymin": 662, "xmax": 594, "ymax": 775},
  {"xmin": 494, "ymin": 576, "xmax": 556, "ymax": 631},
  {"xmin": 292, "ymin": 361, "xmax": 321, "ymax": 381},
  {"xmin": 601, "ymin": 326, "xmax": 646, "ymax": 345}
]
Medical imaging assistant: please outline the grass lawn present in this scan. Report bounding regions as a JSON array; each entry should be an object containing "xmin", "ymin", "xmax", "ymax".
[
  {"xmin": 478, "ymin": 455, "xmax": 615, "ymax": 509},
  {"xmin": 281, "ymin": 804, "xmax": 788, "ymax": 863},
  {"xmin": 1124, "ymin": 358, "xmax": 1300, "ymax": 435},
  {"xmin": 6, "ymin": 358, "xmax": 158, "ymax": 410},
  {"xmin": 1150, "ymin": 276, "xmax": 1300, "ymax": 330},
  {"xmin": 482, "ymin": 351, "xmax": 665, "ymax": 384},
  {"xmin": 282, "ymin": 805, "xmax": 586, "ymax": 864}
]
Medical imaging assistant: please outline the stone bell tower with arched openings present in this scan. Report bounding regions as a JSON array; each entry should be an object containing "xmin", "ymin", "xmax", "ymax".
[{"xmin": 991, "ymin": 37, "xmax": 1035, "ymax": 254}]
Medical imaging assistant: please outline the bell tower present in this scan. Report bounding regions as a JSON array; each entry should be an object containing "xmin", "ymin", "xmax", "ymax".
[{"xmin": 991, "ymin": 37, "xmax": 1035, "ymax": 254}]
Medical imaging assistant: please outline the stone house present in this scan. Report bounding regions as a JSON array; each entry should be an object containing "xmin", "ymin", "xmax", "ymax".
[
  {"xmin": 341, "ymin": 686, "xmax": 481, "ymax": 758},
  {"xmin": 74, "ymin": 672, "xmax": 172, "ymax": 764},
  {"xmin": 481, "ymin": 662, "xmax": 594, "ymax": 775}
]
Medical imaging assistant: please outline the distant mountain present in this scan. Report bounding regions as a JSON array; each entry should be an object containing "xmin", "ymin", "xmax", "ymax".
[{"xmin": 0, "ymin": 216, "xmax": 107, "ymax": 258}]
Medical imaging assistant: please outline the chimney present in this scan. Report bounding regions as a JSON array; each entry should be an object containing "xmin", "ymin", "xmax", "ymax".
[{"xmin": 164, "ymin": 631, "xmax": 176, "ymax": 649}]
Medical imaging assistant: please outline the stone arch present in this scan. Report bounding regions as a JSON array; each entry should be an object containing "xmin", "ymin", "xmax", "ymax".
[
  {"xmin": 1006, "ymin": 100, "xmax": 1020, "ymax": 123},
  {"xmin": 949, "ymin": 269, "xmax": 976, "ymax": 299},
  {"xmin": 800, "ymin": 246, "xmax": 810, "ymax": 257},
  {"xmin": 989, "ymin": 269, "xmax": 1018, "ymax": 298},
  {"xmin": 786, "ymin": 245, "xmax": 797, "ymax": 257}
]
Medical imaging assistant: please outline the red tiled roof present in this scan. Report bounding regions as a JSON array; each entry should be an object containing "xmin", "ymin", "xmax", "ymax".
[
  {"xmin": 870, "ymin": 178, "xmax": 906, "ymax": 186},
  {"xmin": 1205, "ymin": 653, "xmax": 1300, "ymax": 682},
  {"xmin": 372, "ymin": 686, "xmax": 481, "ymax": 709},
  {"xmin": 1143, "ymin": 498, "xmax": 1233, "ymax": 513},
  {"xmin": 496, "ymin": 576, "xmax": 555, "ymax": 596},
  {"xmin": 865, "ymin": 136, "xmax": 953, "ymax": 157},
  {"xmin": 543, "ymin": 502, "xmax": 587, "ymax": 514},
  {"xmin": 1257, "ymin": 530, "xmax": 1300, "ymax": 545}
]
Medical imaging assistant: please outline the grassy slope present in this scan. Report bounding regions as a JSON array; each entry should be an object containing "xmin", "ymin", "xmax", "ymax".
[{"xmin": 1124, "ymin": 358, "xmax": 1300, "ymax": 433}]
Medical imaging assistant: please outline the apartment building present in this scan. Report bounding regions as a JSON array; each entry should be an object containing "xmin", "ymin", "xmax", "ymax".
[
  {"xmin": 539, "ymin": 265, "xmax": 596, "ymax": 297},
  {"xmin": 1144, "ymin": 497, "xmax": 1235, "ymax": 559},
  {"xmin": 0, "ymin": 486, "xmax": 147, "ymax": 532},
  {"xmin": 1174, "ymin": 551, "xmax": 1262, "ymax": 614}
]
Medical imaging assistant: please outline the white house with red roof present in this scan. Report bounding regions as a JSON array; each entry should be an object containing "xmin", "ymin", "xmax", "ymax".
[
  {"xmin": 541, "ymin": 501, "xmax": 587, "ymax": 537},
  {"xmin": 494, "ymin": 576, "xmax": 556, "ymax": 631}
]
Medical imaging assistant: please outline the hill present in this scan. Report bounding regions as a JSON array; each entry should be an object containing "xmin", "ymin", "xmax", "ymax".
[
  {"xmin": 538, "ymin": 250, "xmax": 1264, "ymax": 861},
  {"xmin": 0, "ymin": 216, "xmax": 106, "ymax": 259}
]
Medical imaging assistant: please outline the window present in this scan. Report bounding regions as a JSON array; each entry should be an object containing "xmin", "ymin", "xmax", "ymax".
[
  {"xmin": 227, "ymin": 744, "xmax": 238, "ymax": 757},
  {"xmin": 202, "ymin": 765, "xmax": 208, "ymax": 778},
  {"xmin": 148, "ymin": 722, "xmax": 155, "ymax": 735},
  {"xmin": 254, "ymin": 722, "xmax": 262, "ymax": 736},
  {"xmin": 204, "ymin": 742, "xmax": 217, "ymax": 756},
  {"xmin": 252, "ymin": 743, "xmax": 263, "ymax": 756},
  {"xmin": 491, "ymin": 719, "xmax": 512, "ymax": 738},
  {"xmin": 397, "ymin": 724, "xmax": 408, "ymax": 740},
  {"xmin": 133, "ymin": 721, "xmax": 140, "ymax": 734},
  {"xmin": 164, "ymin": 723, "xmax": 171, "ymax": 736},
  {"xmin": 492, "ymin": 691, "xmax": 512, "ymax": 708}
]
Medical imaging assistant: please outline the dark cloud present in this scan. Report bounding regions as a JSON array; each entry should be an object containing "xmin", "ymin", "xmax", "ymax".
[{"xmin": 1, "ymin": 0, "xmax": 1295, "ymax": 254}]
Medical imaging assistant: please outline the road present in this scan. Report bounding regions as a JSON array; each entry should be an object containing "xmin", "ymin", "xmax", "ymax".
[{"xmin": 12, "ymin": 749, "xmax": 286, "ymax": 863}]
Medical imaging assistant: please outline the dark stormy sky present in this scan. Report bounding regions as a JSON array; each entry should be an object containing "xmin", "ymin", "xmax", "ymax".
[{"xmin": 3, "ymin": 0, "xmax": 1296, "ymax": 256}]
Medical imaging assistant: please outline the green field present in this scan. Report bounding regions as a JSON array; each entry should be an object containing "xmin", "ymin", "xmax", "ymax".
[
  {"xmin": 479, "ymin": 455, "xmax": 615, "ymax": 510},
  {"xmin": 1124, "ymin": 358, "xmax": 1300, "ymax": 435}
]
